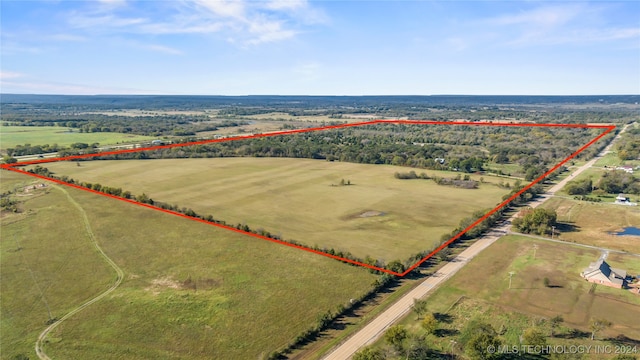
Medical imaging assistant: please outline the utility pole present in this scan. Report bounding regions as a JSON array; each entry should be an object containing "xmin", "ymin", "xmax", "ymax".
[
  {"xmin": 551, "ymin": 225, "xmax": 556, "ymax": 240},
  {"xmin": 533, "ymin": 244, "xmax": 538, "ymax": 260},
  {"xmin": 508, "ymin": 271, "xmax": 516, "ymax": 289}
]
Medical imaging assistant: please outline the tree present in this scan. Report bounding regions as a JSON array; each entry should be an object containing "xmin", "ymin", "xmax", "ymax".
[
  {"xmin": 353, "ymin": 347, "xmax": 385, "ymax": 360},
  {"xmin": 404, "ymin": 336, "xmax": 430, "ymax": 360},
  {"xmin": 412, "ymin": 298, "xmax": 428, "ymax": 319},
  {"xmin": 421, "ymin": 313, "xmax": 438, "ymax": 335},
  {"xmin": 436, "ymin": 247, "xmax": 452, "ymax": 262},
  {"xmin": 1, "ymin": 155, "xmax": 17, "ymax": 164},
  {"xmin": 599, "ymin": 171, "xmax": 635, "ymax": 194},
  {"xmin": 387, "ymin": 260, "xmax": 405, "ymax": 274},
  {"xmin": 513, "ymin": 208, "xmax": 557, "ymax": 235},
  {"xmin": 522, "ymin": 327, "xmax": 547, "ymax": 347},
  {"xmin": 549, "ymin": 315, "xmax": 563, "ymax": 337},
  {"xmin": 565, "ymin": 178, "xmax": 593, "ymax": 195},
  {"xmin": 465, "ymin": 332, "xmax": 502, "ymax": 360},
  {"xmin": 589, "ymin": 318, "xmax": 612, "ymax": 340},
  {"xmin": 384, "ymin": 325, "xmax": 407, "ymax": 351}
]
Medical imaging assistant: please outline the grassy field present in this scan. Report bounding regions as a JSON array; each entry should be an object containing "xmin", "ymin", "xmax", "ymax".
[
  {"xmin": 484, "ymin": 162, "xmax": 524, "ymax": 177},
  {"xmin": 381, "ymin": 235, "xmax": 640, "ymax": 358},
  {"xmin": 243, "ymin": 112, "xmax": 345, "ymax": 122},
  {"xmin": 41, "ymin": 158, "xmax": 511, "ymax": 262},
  {"xmin": 195, "ymin": 120, "xmax": 283, "ymax": 138},
  {"xmin": 541, "ymin": 197, "xmax": 640, "ymax": 254},
  {"xmin": 1, "ymin": 171, "xmax": 115, "ymax": 359},
  {"xmin": 0, "ymin": 125, "xmax": 154, "ymax": 150},
  {"xmin": 594, "ymin": 152, "xmax": 640, "ymax": 168},
  {"xmin": 1, "ymin": 170, "xmax": 377, "ymax": 359}
]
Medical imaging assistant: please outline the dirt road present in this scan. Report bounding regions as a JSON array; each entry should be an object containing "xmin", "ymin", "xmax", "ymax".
[{"xmin": 35, "ymin": 186, "xmax": 124, "ymax": 360}]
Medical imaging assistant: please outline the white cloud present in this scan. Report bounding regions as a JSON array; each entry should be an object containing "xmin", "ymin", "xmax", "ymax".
[
  {"xmin": 1, "ymin": 79, "xmax": 160, "ymax": 95},
  {"xmin": 68, "ymin": 13, "xmax": 147, "ymax": 29},
  {"xmin": 63, "ymin": 0, "xmax": 326, "ymax": 45},
  {"xmin": 192, "ymin": 0, "xmax": 246, "ymax": 20},
  {"xmin": 0, "ymin": 71, "xmax": 25, "ymax": 80},
  {"xmin": 487, "ymin": 4, "xmax": 582, "ymax": 28},
  {"xmin": 481, "ymin": 3, "xmax": 640, "ymax": 47},
  {"xmin": 48, "ymin": 33, "xmax": 87, "ymax": 42},
  {"xmin": 264, "ymin": 0, "xmax": 305, "ymax": 11},
  {"xmin": 143, "ymin": 44, "xmax": 183, "ymax": 55}
]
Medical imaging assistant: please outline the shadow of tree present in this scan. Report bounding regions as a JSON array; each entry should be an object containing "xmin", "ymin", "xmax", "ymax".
[
  {"xmin": 555, "ymin": 222, "xmax": 580, "ymax": 233},
  {"xmin": 434, "ymin": 312, "xmax": 454, "ymax": 323},
  {"xmin": 555, "ymin": 328, "xmax": 590, "ymax": 339},
  {"xmin": 434, "ymin": 328, "xmax": 460, "ymax": 337}
]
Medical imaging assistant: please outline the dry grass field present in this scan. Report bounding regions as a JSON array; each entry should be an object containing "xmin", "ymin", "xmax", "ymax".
[
  {"xmin": 41, "ymin": 158, "xmax": 511, "ymax": 262},
  {"xmin": 541, "ymin": 197, "xmax": 640, "ymax": 254}
]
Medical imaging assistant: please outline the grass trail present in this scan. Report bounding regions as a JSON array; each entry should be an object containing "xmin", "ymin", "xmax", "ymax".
[{"xmin": 35, "ymin": 185, "xmax": 124, "ymax": 360}]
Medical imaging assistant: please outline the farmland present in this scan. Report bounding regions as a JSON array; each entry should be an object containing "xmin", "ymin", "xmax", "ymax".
[
  {"xmin": 0, "ymin": 125, "xmax": 154, "ymax": 150},
  {"xmin": 1, "ymin": 171, "xmax": 376, "ymax": 359},
  {"xmin": 369, "ymin": 235, "xmax": 640, "ymax": 358},
  {"xmin": 40, "ymin": 157, "xmax": 512, "ymax": 261}
]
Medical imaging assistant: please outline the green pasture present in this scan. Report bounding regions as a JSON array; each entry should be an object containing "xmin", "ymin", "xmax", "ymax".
[
  {"xmin": 0, "ymin": 125, "xmax": 153, "ymax": 150},
  {"xmin": 1, "ymin": 171, "xmax": 375, "ymax": 359},
  {"xmin": 379, "ymin": 235, "xmax": 640, "ymax": 358},
  {"xmin": 42, "ymin": 158, "xmax": 511, "ymax": 261}
]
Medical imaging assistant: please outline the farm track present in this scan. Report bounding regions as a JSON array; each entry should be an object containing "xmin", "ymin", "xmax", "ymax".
[
  {"xmin": 35, "ymin": 185, "xmax": 124, "ymax": 360},
  {"xmin": 508, "ymin": 232, "xmax": 640, "ymax": 258}
]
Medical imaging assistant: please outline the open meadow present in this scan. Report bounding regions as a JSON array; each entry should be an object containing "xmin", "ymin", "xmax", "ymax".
[
  {"xmin": 541, "ymin": 197, "xmax": 640, "ymax": 254},
  {"xmin": 40, "ymin": 157, "xmax": 511, "ymax": 262},
  {"xmin": 381, "ymin": 235, "xmax": 640, "ymax": 359},
  {"xmin": 1, "ymin": 170, "xmax": 377, "ymax": 359},
  {"xmin": 1, "ymin": 171, "xmax": 115, "ymax": 360},
  {"xmin": 0, "ymin": 125, "xmax": 153, "ymax": 150}
]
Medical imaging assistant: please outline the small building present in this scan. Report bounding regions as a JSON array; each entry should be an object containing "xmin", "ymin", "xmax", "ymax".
[
  {"xmin": 615, "ymin": 166, "xmax": 634, "ymax": 174},
  {"xmin": 580, "ymin": 259, "xmax": 627, "ymax": 289},
  {"xmin": 614, "ymin": 194, "xmax": 637, "ymax": 206},
  {"xmin": 616, "ymin": 194, "xmax": 629, "ymax": 202}
]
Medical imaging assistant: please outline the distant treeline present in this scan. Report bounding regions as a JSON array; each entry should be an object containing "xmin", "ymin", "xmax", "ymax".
[
  {"xmin": 83, "ymin": 124, "xmax": 606, "ymax": 179},
  {"xmin": 2, "ymin": 117, "xmax": 247, "ymax": 137},
  {"xmin": 3, "ymin": 94, "xmax": 639, "ymax": 123},
  {"xmin": 394, "ymin": 171, "xmax": 480, "ymax": 189}
]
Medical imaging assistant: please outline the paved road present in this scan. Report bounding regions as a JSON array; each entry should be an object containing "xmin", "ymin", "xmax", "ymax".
[
  {"xmin": 321, "ymin": 225, "xmax": 510, "ymax": 360},
  {"xmin": 14, "ymin": 143, "xmax": 146, "ymax": 163},
  {"xmin": 322, "ymin": 124, "xmax": 627, "ymax": 360}
]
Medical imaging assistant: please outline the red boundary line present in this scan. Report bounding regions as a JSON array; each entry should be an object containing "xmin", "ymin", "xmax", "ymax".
[{"xmin": 2, "ymin": 120, "xmax": 615, "ymax": 276}]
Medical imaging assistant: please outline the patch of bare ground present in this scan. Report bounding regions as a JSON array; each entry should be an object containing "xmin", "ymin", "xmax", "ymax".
[
  {"xmin": 359, "ymin": 210, "xmax": 385, "ymax": 218},
  {"xmin": 339, "ymin": 210, "xmax": 386, "ymax": 221},
  {"xmin": 145, "ymin": 277, "xmax": 183, "ymax": 295},
  {"xmin": 145, "ymin": 276, "xmax": 222, "ymax": 295}
]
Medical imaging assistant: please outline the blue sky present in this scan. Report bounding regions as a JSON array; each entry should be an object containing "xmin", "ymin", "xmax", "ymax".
[{"xmin": 1, "ymin": 0, "xmax": 639, "ymax": 95}]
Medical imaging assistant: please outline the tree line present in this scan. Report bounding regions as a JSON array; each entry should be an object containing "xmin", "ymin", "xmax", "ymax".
[{"xmin": 82, "ymin": 124, "xmax": 603, "ymax": 178}]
